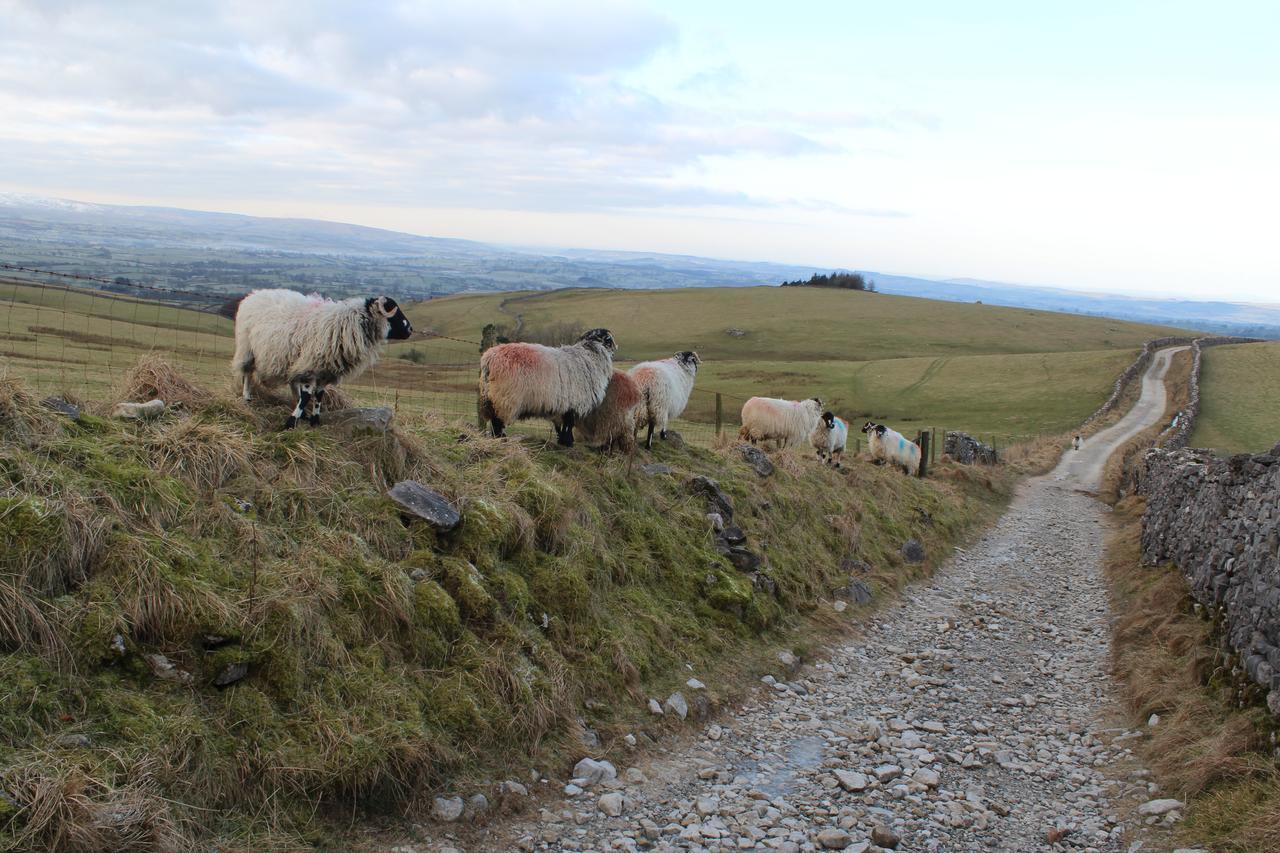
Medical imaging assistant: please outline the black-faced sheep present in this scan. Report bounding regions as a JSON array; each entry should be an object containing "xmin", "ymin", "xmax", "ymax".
[
  {"xmin": 738, "ymin": 396, "xmax": 824, "ymax": 449},
  {"xmin": 810, "ymin": 411, "xmax": 849, "ymax": 467},
  {"xmin": 229, "ymin": 289, "xmax": 413, "ymax": 428},
  {"xmin": 478, "ymin": 328, "xmax": 617, "ymax": 446},
  {"xmin": 861, "ymin": 421, "xmax": 921, "ymax": 475},
  {"xmin": 627, "ymin": 350, "xmax": 701, "ymax": 449}
]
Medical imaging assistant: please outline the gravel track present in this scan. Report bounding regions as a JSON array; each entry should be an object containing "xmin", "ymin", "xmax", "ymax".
[{"xmin": 378, "ymin": 349, "xmax": 1190, "ymax": 853}]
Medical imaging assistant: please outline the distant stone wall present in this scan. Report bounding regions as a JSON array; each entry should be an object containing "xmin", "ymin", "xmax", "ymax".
[
  {"xmin": 1136, "ymin": 445, "xmax": 1280, "ymax": 712},
  {"xmin": 943, "ymin": 431, "xmax": 997, "ymax": 465}
]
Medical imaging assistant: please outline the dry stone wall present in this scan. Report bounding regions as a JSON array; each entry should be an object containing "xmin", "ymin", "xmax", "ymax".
[
  {"xmin": 1155, "ymin": 336, "xmax": 1264, "ymax": 450},
  {"xmin": 1136, "ymin": 445, "xmax": 1280, "ymax": 711}
]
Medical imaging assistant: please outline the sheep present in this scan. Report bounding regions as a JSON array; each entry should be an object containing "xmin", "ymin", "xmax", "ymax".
[
  {"xmin": 628, "ymin": 350, "xmax": 701, "ymax": 449},
  {"xmin": 574, "ymin": 370, "xmax": 641, "ymax": 453},
  {"xmin": 861, "ymin": 421, "xmax": 921, "ymax": 476},
  {"xmin": 229, "ymin": 289, "xmax": 413, "ymax": 428},
  {"xmin": 738, "ymin": 396, "xmax": 824, "ymax": 450},
  {"xmin": 478, "ymin": 328, "xmax": 617, "ymax": 446},
  {"xmin": 810, "ymin": 411, "xmax": 849, "ymax": 467},
  {"xmin": 1072, "ymin": 435, "xmax": 1083, "ymax": 450}
]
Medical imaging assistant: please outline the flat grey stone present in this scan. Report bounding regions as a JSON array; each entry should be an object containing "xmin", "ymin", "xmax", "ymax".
[{"xmin": 388, "ymin": 481, "xmax": 460, "ymax": 532}]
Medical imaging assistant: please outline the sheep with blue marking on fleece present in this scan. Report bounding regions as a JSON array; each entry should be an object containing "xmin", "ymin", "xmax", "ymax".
[
  {"xmin": 627, "ymin": 350, "xmax": 701, "ymax": 449},
  {"xmin": 574, "ymin": 369, "xmax": 641, "ymax": 453},
  {"xmin": 810, "ymin": 411, "xmax": 849, "ymax": 467},
  {"xmin": 478, "ymin": 328, "xmax": 617, "ymax": 447},
  {"xmin": 861, "ymin": 421, "xmax": 921, "ymax": 475},
  {"xmin": 229, "ymin": 289, "xmax": 413, "ymax": 429},
  {"xmin": 738, "ymin": 396, "xmax": 824, "ymax": 450}
]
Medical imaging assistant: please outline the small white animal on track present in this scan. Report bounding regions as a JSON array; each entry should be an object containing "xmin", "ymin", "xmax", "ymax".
[
  {"xmin": 862, "ymin": 421, "xmax": 921, "ymax": 475},
  {"xmin": 478, "ymin": 328, "xmax": 617, "ymax": 447},
  {"xmin": 811, "ymin": 411, "xmax": 849, "ymax": 467},
  {"xmin": 228, "ymin": 289, "xmax": 413, "ymax": 429},
  {"xmin": 627, "ymin": 350, "xmax": 701, "ymax": 449},
  {"xmin": 739, "ymin": 396, "xmax": 824, "ymax": 450}
]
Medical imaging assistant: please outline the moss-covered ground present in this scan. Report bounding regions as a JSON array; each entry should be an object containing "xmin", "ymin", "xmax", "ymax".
[{"xmin": 0, "ymin": 360, "xmax": 1011, "ymax": 850}]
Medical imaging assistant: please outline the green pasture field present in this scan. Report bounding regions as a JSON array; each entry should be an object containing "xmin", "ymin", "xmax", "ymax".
[
  {"xmin": 1, "ymin": 278, "xmax": 1192, "ymax": 444},
  {"xmin": 1189, "ymin": 341, "xmax": 1280, "ymax": 453}
]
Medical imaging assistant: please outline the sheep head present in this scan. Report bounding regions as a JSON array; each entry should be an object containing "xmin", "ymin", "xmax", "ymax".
[
  {"xmin": 579, "ymin": 328, "xmax": 617, "ymax": 353},
  {"xmin": 821, "ymin": 411, "xmax": 836, "ymax": 429},
  {"xmin": 675, "ymin": 350, "xmax": 701, "ymax": 371},
  {"xmin": 861, "ymin": 421, "xmax": 878, "ymax": 434},
  {"xmin": 367, "ymin": 296, "xmax": 414, "ymax": 340}
]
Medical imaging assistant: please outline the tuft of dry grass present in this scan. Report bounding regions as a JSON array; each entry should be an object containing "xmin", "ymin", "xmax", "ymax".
[
  {"xmin": 113, "ymin": 355, "xmax": 211, "ymax": 412},
  {"xmin": 1105, "ymin": 497, "xmax": 1280, "ymax": 851}
]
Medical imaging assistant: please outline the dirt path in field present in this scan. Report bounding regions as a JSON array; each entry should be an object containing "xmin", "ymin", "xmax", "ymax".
[{"xmin": 366, "ymin": 349, "xmax": 1189, "ymax": 853}]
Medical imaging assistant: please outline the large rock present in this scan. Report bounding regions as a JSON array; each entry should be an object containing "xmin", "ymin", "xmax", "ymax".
[
  {"xmin": 41, "ymin": 397, "xmax": 80, "ymax": 420},
  {"xmin": 1138, "ymin": 798, "xmax": 1184, "ymax": 816},
  {"xmin": 571, "ymin": 758, "xmax": 617, "ymax": 787},
  {"xmin": 736, "ymin": 444, "xmax": 775, "ymax": 477},
  {"xmin": 432, "ymin": 795, "xmax": 465, "ymax": 822},
  {"xmin": 718, "ymin": 544, "xmax": 761, "ymax": 573},
  {"xmin": 871, "ymin": 824, "xmax": 901, "ymax": 848},
  {"xmin": 686, "ymin": 475, "xmax": 734, "ymax": 521},
  {"xmin": 323, "ymin": 406, "xmax": 393, "ymax": 435},
  {"xmin": 212, "ymin": 662, "xmax": 249, "ymax": 688},
  {"xmin": 816, "ymin": 828, "xmax": 852, "ymax": 849},
  {"xmin": 901, "ymin": 538, "xmax": 925, "ymax": 564},
  {"xmin": 387, "ymin": 481, "xmax": 461, "ymax": 532},
  {"xmin": 640, "ymin": 463, "xmax": 672, "ymax": 476},
  {"xmin": 597, "ymin": 792, "xmax": 624, "ymax": 817},
  {"xmin": 663, "ymin": 692, "xmax": 689, "ymax": 719},
  {"xmin": 112, "ymin": 399, "xmax": 165, "ymax": 420},
  {"xmin": 834, "ymin": 770, "xmax": 868, "ymax": 792}
]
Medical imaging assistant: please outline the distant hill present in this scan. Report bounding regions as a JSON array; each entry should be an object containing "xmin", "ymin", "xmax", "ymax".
[{"xmin": 1, "ymin": 192, "xmax": 1275, "ymax": 337}]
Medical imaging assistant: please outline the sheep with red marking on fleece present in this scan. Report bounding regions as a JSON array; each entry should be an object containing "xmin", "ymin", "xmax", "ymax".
[
  {"xmin": 810, "ymin": 411, "xmax": 849, "ymax": 467},
  {"xmin": 861, "ymin": 421, "xmax": 921, "ymax": 475},
  {"xmin": 228, "ymin": 288, "xmax": 413, "ymax": 429},
  {"xmin": 738, "ymin": 396, "xmax": 824, "ymax": 449},
  {"xmin": 574, "ymin": 370, "xmax": 641, "ymax": 453},
  {"xmin": 628, "ymin": 350, "xmax": 701, "ymax": 449},
  {"xmin": 478, "ymin": 328, "xmax": 617, "ymax": 447}
]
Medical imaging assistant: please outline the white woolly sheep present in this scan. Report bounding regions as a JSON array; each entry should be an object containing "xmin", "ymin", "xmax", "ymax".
[
  {"xmin": 738, "ymin": 396, "xmax": 824, "ymax": 450},
  {"xmin": 628, "ymin": 350, "xmax": 701, "ymax": 449},
  {"xmin": 861, "ymin": 421, "xmax": 921, "ymax": 476},
  {"xmin": 229, "ymin": 289, "xmax": 412, "ymax": 428},
  {"xmin": 575, "ymin": 370, "xmax": 641, "ymax": 453},
  {"xmin": 810, "ymin": 411, "xmax": 849, "ymax": 467},
  {"xmin": 478, "ymin": 328, "xmax": 617, "ymax": 446}
]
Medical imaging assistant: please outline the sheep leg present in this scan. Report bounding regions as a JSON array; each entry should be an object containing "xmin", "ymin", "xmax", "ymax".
[
  {"xmin": 558, "ymin": 411, "xmax": 576, "ymax": 447},
  {"xmin": 285, "ymin": 382, "xmax": 313, "ymax": 430},
  {"xmin": 645, "ymin": 421, "xmax": 655, "ymax": 450},
  {"xmin": 308, "ymin": 387, "xmax": 325, "ymax": 428}
]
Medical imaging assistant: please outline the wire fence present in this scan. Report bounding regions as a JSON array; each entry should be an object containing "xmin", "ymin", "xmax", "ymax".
[{"xmin": 0, "ymin": 265, "xmax": 1044, "ymax": 456}]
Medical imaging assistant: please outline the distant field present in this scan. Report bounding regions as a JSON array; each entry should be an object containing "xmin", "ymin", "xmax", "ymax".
[
  {"xmin": 409, "ymin": 287, "xmax": 1184, "ymax": 362},
  {"xmin": 1189, "ymin": 342, "xmax": 1280, "ymax": 453},
  {"xmin": 0, "ymin": 278, "xmax": 1189, "ymax": 445}
]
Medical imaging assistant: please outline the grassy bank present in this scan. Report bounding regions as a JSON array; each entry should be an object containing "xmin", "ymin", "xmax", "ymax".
[
  {"xmin": 0, "ymin": 360, "xmax": 1011, "ymax": 850},
  {"xmin": 1105, "ymin": 499, "xmax": 1280, "ymax": 851}
]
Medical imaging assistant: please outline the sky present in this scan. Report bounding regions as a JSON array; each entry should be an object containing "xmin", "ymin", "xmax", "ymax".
[{"xmin": 0, "ymin": 0, "xmax": 1277, "ymax": 301}]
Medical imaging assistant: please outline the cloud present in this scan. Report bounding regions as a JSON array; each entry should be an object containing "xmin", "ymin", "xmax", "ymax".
[{"xmin": 0, "ymin": 1, "xmax": 902, "ymax": 215}]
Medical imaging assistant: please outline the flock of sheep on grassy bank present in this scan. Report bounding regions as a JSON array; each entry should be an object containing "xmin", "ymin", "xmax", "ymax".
[{"xmin": 226, "ymin": 289, "xmax": 920, "ymax": 474}]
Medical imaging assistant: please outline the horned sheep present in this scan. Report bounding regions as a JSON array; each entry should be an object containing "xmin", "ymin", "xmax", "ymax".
[
  {"xmin": 229, "ymin": 289, "xmax": 413, "ymax": 428},
  {"xmin": 862, "ymin": 421, "xmax": 921, "ymax": 475},
  {"xmin": 478, "ymin": 328, "xmax": 617, "ymax": 446},
  {"xmin": 739, "ymin": 396, "xmax": 824, "ymax": 449},
  {"xmin": 628, "ymin": 350, "xmax": 701, "ymax": 449},
  {"xmin": 810, "ymin": 411, "xmax": 849, "ymax": 467}
]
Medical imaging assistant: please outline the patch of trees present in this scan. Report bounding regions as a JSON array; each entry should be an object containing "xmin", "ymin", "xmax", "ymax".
[{"xmin": 780, "ymin": 272, "xmax": 876, "ymax": 292}]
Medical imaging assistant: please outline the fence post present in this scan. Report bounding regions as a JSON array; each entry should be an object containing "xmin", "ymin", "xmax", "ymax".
[
  {"xmin": 930, "ymin": 428, "xmax": 937, "ymax": 465},
  {"xmin": 917, "ymin": 430, "xmax": 930, "ymax": 478},
  {"xmin": 715, "ymin": 392, "xmax": 723, "ymax": 437}
]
